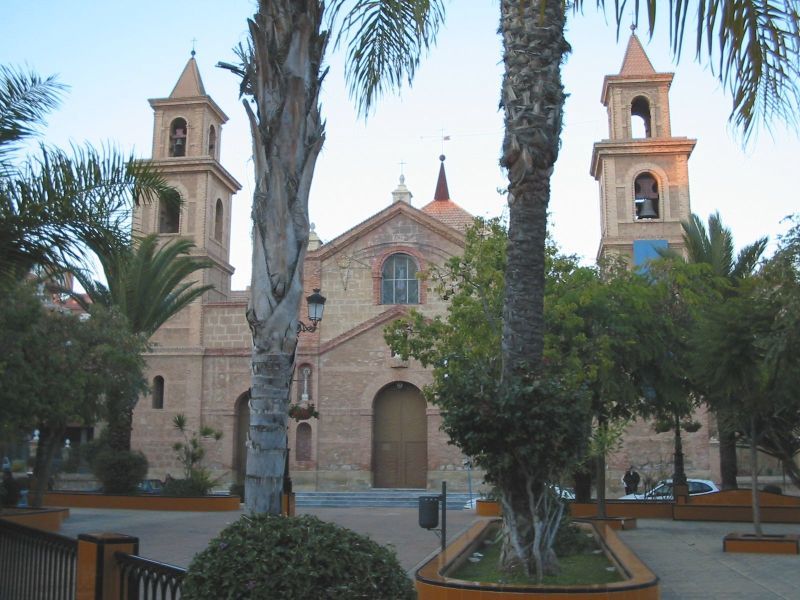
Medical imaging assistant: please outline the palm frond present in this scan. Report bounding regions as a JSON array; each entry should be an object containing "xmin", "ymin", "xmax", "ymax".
[
  {"xmin": 732, "ymin": 236, "xmax": 769, "ymax": 278},
  {"xmin": 0, "ymin": 66, "xmax": 66, "ymax": 165},
  {"xmin": 329, "ymin": 0, "xmax": 445, "ymax": 116}
]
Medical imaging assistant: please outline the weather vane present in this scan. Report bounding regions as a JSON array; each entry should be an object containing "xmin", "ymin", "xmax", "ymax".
[{"xmin": 191, "ymin": 38, "xmax": 197, "ymax": 57}]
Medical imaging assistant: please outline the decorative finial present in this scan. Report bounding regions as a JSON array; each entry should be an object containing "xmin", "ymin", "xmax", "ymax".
[
  {"xmin": 630, "ymin": 23, "xmax": 637, "ymax": 33},
  {"xmin": 399, "ymin": 174, "xmax": 405, "ymax": 184},
  {"xmin": 439, "ymin": 154, "xmax": 446, "ymax": 162},
  {"xmin": 191, "ymin": 37, "xmax": 197, "ymax": 57}
]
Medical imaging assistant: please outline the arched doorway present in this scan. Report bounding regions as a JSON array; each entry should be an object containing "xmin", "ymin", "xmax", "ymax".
[
  {"xmin": 234, "ymin": 391, "xmax": 250, "ymax": 485},
  {"xmin": 373, "ymin": 382, "xmax": 427, "ymax": 488}
]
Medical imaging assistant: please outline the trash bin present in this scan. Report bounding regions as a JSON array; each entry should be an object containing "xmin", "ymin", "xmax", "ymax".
[{"xmin": 418, "ymin": 495, "xmax": 439, "ymax": 529}]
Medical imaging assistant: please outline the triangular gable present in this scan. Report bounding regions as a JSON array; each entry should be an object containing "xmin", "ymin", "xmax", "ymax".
[
  {"xmin": 318, "ymin": 306, "xmax": 411, "ymax": 354},
  {"xmin": 310, "ymin": 201, "xmax": 466, "ymax": 261}
]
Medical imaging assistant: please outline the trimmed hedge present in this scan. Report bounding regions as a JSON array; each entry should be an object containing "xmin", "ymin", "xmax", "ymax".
[
  {"xmin": 92, "ymin": 450, "xmax": 148, "ymax": 494},
  {"xmin": 182, "ymin": 514, "xmax": 414, "ymax": 599}
]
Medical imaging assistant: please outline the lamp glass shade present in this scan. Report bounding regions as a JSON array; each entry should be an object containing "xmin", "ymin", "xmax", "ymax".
[{"xmin": 306, "ymin": 289, "xmax": 326, "ymax": 322}]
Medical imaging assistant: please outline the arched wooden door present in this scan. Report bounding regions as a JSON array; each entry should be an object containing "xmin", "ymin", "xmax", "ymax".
[
  {"xmin": 373, "ymin": 383, "xmax": 427, "ymax": 488},
  {"xmin": 234, "ymin": 391, "xmax": 250, "ymax": 485}
]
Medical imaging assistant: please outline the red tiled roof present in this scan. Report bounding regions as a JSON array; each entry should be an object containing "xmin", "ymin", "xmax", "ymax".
[
  {"xmin": 619, "ymin": 34, "xmax": 656, "ymax": 76},
  {"xmin": 420, "ymin": 198, "xmax": 474, "ymax": 232}
]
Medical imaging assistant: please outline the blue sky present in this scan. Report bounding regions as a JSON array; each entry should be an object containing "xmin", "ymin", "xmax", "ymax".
[{"xmin": 3, "ymin": 1, "xmax": 798, "ymax": 289}]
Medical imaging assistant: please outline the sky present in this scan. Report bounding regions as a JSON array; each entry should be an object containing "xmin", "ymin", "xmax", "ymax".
[{"xmin": 3, "ymin": 1, "xmax": 798, "ymax": 290}]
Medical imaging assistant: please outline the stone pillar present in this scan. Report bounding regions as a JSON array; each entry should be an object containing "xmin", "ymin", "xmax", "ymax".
[{"xmin": 76, "ymin": 533, "xmax": 139, "ymax": 600}]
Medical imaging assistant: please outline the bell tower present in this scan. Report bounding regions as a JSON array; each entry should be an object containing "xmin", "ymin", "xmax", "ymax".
[
  {"xmin": 133, "ymin": 53, "xmax": 241, "ymax": 301},
  {"xmin": 590, "ymin": 33, "xmax": 695, "ymax": 266}
]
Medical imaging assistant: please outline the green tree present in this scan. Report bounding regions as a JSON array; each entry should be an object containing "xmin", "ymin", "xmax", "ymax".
[
  {"xmin": 218, "ymin": 0, "xmax": 443, "ymax": 514},
  {"xmin": 662, "ymin": 212, "xmax": 768, "ymax": 489},
  {"xmin": 0, "ymin": 66, "xmax": 179, "ymax": 286},
  {"xmin": 0, "ymin": 282, "xmax": 147, "ymax": 506},
  {"xmin": 546, "ymin": 259, "xmax": 658, "ymax": 516},
  {"xmin": 386, "ymin": 219, "xmax": 592, "ymax": 579},
  {"xmin": 73, "ymin": 234, "xmax": 213, "ymax": 451}
]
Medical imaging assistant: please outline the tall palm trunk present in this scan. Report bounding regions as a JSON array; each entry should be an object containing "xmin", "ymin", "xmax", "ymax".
[
  {"xmin": 718, "ymin": 407, "xmax": 739, "ymax": 489},
  {"xmin": 499, "ymin": 0, "xmax": 568, "ymax": 381},
  {"xmin": 237, "ymin": 0, "xmax": 327, "ymax": 514},
  {"xmin": 498, "ymin": 0, "xmax": 569, "ymax": 578}
]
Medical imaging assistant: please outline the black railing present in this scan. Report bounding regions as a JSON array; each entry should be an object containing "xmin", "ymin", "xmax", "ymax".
[
  {"xmin": 116, "ymin": 552, "xmax": 186, "ymax": 600},
  {"xmin": 0, "ymin": 517, "xmax": 77, "ymax": 600}
]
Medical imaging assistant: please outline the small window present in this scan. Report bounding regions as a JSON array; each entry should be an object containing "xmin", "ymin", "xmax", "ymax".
[
  {"xmin": 214, "ymin": 198, "xmax": 224, "ymax": 241},
  {"xmin": 381, "ymin": 254, "xmax": 419, "ymax": 304},
  {"xmin": 631, "ymin": 96, "xmax": 652, "ymax": 138},
  {"xmin": 169, "ymin": 118, "xmax": 187, "ymax": 157},
  {"xmin": 634, "ymin": 172, "xmax": 659, "ymax": 220},
  {"xmin": 152, "ymin": 376, "xmax": 164, "ymax": 409},
  {"xmin": 158, "ymin": 197, "xmax": 180, "ymax": 233},
  {"xmin": 296, "ymin": 423, "xmax": 312, "ymax": 462},
  {"xmin": 208, "ymin": 125, "xmax": 216, "ymax": 157}
]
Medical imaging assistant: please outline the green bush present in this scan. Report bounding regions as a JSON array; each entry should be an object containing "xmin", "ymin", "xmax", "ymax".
[
  {"xmin": 553, "ymin": 519, "xmax": 596, "ymax": 557},
  {"xmin": 92, "ymin": 450, "xmax": 148, "ymax": 494},
  {"xmin": 228, "ymin": 482, "xmax": 244, "ymax": 502},
  {"xmin": 182, "ymin": 514, "xmax": 415, "ymax": 599},
  {"xmin": 162, "ymin": 470, "xmax": 216, "ymax": 497}
]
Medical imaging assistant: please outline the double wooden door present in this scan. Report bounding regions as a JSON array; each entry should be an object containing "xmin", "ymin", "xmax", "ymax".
[{"xmin": 373, "ymin": 384, "xmax": 427, "ymax": 488}]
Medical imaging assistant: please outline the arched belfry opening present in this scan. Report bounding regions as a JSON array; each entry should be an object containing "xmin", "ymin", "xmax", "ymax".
[
  {"xmin": 631, "ymin": 96, "xmax": 652, "ymax": 138},
  {"xmin": 208, "ymin": 125, "xmax": 217, "ymax": 157},
  {"xmin": 169, "ymin": 118, "xmax": 187, "ymax": 157},
  {"xmin": 372, "ymin": 382, "xmax": 427, "ymax": 488},
  {"xmin": 634, "ymin": 172, "xmax": 660, "ymax": 220}
]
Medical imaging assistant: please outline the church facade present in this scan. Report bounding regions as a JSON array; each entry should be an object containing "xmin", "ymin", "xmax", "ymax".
[{"xmin": 129, "ymin": 36, "xmax": 715, "ymax": 494}]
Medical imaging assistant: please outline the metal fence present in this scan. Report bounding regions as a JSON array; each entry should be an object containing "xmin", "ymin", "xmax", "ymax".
[
  {"xmin": 116, "ymin": 552, "xmax": 186, "ymax": 600},
  {"xmin": 0, "ymin": 517, "xmax": 77, "ymax": 600}
]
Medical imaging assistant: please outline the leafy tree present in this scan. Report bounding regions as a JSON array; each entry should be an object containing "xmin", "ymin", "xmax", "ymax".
[
  {"xmin": 73, "ymin": 234, "xmax": 213, "ymax": 451},
  {"xmin": 165, "ymin": 413, "xmax": 223, "ymax": 496},
  {"xmin": 546, "ymin": 259, "xmax": 658, "ymax": 516},
  {"xmin": 0, "ymin": 66, "xmax": 179, "ymax": 286},
  {"xmin": 386, "ymin": 219, "xmax": 592, "ymax": 579},
  {"xmin": 0, "ymin": 282, "xmax": 147, "ymax": 506},
  {"xmin": 662, "ymin": 212, "xmax": 768, "ymax": 489}
]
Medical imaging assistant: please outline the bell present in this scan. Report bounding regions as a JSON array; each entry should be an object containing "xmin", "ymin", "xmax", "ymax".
[{"xmin": 637, "ymin": 197, "xmax": 658, "ymax": 219}]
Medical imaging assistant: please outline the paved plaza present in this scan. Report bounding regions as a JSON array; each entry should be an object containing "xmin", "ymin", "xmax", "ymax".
[{"xmin": 59, "ymin": 507, "xmax": 800, "ymax": 599}]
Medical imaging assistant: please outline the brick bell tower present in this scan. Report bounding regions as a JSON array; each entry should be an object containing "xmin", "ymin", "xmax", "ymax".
[
  {"xmin": 590, "ymin": 32, "xmax": 695, "ymax": 266},
  {"xmin": 133, "ymin": 52, "xmax": 241, "ymax": 307}
]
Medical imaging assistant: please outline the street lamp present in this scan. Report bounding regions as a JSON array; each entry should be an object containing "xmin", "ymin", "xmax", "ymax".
[{"xmin": 297, "ymin": 289, "xmax": 326, "ymax": 334}]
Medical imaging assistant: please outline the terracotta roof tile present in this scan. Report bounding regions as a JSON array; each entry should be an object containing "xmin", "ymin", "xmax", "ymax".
[
  {"xmin": 619, "ymin": 34, "xmax": 656, "ymax": 76},
  {"xmin": 420, "ymin": 198, "xmax": 474, "ymax": 232}
]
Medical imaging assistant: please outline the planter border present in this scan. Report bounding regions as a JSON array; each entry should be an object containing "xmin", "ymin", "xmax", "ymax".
[
  {"xmin": 416, "ymin": 518, "xmax": 659, "ymax": 598},
  {"xmin": 43, "ymin": 491, "xmax": 241, "ymax": 511},
  {"xmin": 0, "ymin": 507, "xmax": 70, "ymax": 532},
  {"xmin": 723, "ymin": 533, "xmax": 800, "ymax": 555}
]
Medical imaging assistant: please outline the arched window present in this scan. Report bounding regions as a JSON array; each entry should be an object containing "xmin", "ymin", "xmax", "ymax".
[
  {"xmin": 298, "ymin": 364, "xmax": 312, "ymax": 403},
  {"xmin": 152, "ymin": 376, "xmax": 164, "ymax": 409},
  {"xmin": 296, "ymin": 423, "xmax": 312, "ymax": 462},
  {"xmin": 169, "ymin": 118, "xmax": 187, "ymax": 157},
  {"xmin": 158, "ymin": 197, "xmax": 180, "ymax": 233},
  {"xmin": 631, "ymin": 96, "xmax": 652, "ymax": 138},
  {"xmin": 208, "ymin": 125, "xmax": 216, "ymax": 157},
  {"xmin": 634, "ymin": 172, "xmax": 659, "ymax": 220},
  {"xmin": 381, "ymin": 253, "xmax": 419, "ymax": 304},
  {"xmin": 214, "ymin": 198, "xmax": 224, "ymax": 241}
]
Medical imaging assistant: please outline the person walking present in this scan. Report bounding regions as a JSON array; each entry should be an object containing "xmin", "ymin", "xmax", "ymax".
[{"xmin": 623, "ymin": 466, "xmax": 640, "ymax": 495}]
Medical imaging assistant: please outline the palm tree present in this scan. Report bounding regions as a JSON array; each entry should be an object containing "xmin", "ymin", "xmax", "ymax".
[
  {"xmin": 677, "ymin": 212, "xmax": 767, "ymax": 489},
  {"xmin": 74, "ymin": 234, "xmax": 213, "ymax": 451},
  {"xmin": 0, "ymin": 66, "xmax": 180, "ymax": 285},
  {"xmin": 218, "ymin": 0, "xmax": 444, "ymax": 514}
]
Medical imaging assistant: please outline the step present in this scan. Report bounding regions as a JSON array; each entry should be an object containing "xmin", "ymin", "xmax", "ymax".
[{"xmin": 294, "ymin": 490, "xmax": 475, "ymax": 510}]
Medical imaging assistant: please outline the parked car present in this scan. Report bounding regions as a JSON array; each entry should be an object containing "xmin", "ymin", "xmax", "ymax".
[
  {"xmin": 463, "ymin": 485, "xmax": 574, "ymax": 509},
  {"xmin": 136, "ymin": 479, "xmax": 164, "ymax": 494},
  {"xmin": 618, "ymin": 478, "xmax": 719, "ymax": 500}
]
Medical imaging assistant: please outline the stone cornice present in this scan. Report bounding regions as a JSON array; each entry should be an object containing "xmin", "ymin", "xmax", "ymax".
[
  {"xmin": 144, "ymin": 157, "xmax": 242, "ymax": 192},
  {"xmin": 590, "ymin": 137, "xmax": 696, "ymax": 179}
]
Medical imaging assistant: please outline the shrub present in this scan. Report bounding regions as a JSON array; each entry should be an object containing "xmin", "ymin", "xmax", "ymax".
[
  {"xmin": 92, "ymin": 450, "xmax": 148, "ymax": 494},
  {"xmin": 162, "ymin": 471, "xmax": 216, "ymax": 497},
  {"xmin": 182, "ymin": 514, "xmax": 415, "ymax": 599},
  {"xmin": 229, "ymin": 482, "xmax": 244, "ymax": 502}
]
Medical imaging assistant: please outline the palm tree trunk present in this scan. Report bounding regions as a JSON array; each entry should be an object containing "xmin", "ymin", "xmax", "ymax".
[
  {"xmin": 241, "ymin": 0, "xmax": 327, "ymax": 514},
  {"xmin": 499, "ymin": 0, "xmax": 569, "ymax": 382},
  {"xmin": 718, "ymin": 408, "xmax": 739, "ymax": 489},
  {"xmin": 750, "ymin": 417, "xmax": 763, "ymax": 536},
  {"xmin": 30, "ymin": 426, "xmax": 64, "ymax": 508}
]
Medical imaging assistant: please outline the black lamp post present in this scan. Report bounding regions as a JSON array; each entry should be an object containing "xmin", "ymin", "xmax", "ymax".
[{"xmin": 285, "ymin": 289, "xmax": 326, "ymax": 503}]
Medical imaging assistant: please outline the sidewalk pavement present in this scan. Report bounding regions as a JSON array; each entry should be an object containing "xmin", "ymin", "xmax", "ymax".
[{"xmin": 59, "ymin": 507, "xmax": 800, "ymax": 599}]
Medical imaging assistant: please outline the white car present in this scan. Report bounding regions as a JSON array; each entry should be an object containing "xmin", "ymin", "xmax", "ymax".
[
  {"xmin": 618, "ymin": 478, "xmax": 719, "ymax": 500},
  {"xmin": 463, "ymin": 485, "xmax": 574, "ymax": 509}
]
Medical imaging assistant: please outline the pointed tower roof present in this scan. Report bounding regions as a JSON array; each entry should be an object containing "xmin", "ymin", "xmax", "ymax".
[
  {"xmin": 420, "ymin": 155, "xmax": 474, "ymax": 232},
  {"xmin": 170, "ymin": 55, "xmax": 206, "ymax": 98},
  {"xmin": 433, "ymin": 154, "xmax": 450, "ymax": 200},
  {"xmin": 619, "ymin": 33, "xmax": 656, "ymax": 76}
]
